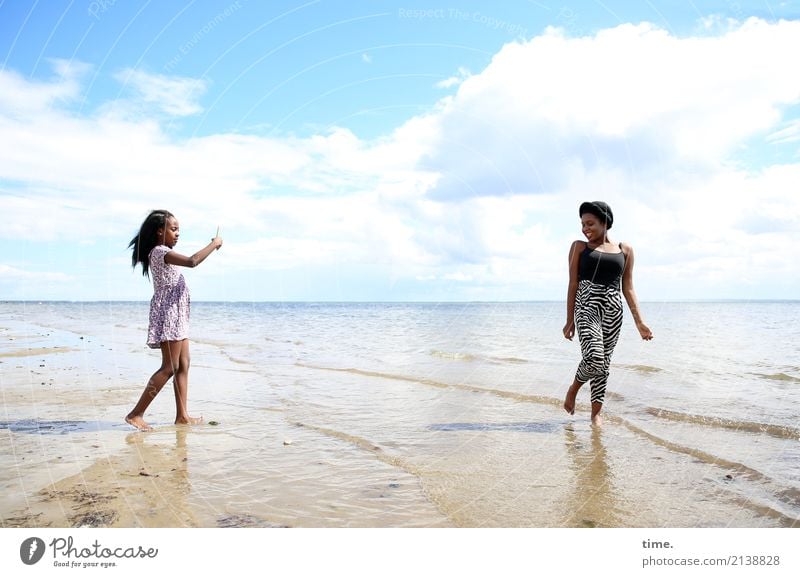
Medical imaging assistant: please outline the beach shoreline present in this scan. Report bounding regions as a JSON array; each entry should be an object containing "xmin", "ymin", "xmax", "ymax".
[
  {"xmin": 2, "ymin": 302, "xmax": 798, "ymax": 528},
  {"xmin": 0, "ymin": 312, "xmax": 450, "ymax": 528}
]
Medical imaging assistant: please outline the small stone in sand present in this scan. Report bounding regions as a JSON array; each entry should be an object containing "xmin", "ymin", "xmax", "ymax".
[
  {"xmin": 208, "ymin": 420, "xmax": 220, "ymax": 426},
  {"xmin": 283, "ymin": 439, "xmax": 292, "ymax": 445}
]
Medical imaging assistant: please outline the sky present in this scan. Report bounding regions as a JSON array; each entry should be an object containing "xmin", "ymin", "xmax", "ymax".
[{"xmin": 1, "ymin": 0, "xmax": 799, "ymax": 302}]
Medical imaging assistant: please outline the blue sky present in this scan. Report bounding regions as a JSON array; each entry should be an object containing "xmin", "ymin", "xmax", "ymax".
[{"xmin": 1, "ymin": 0, "xmax": 799, "ymax": 301}]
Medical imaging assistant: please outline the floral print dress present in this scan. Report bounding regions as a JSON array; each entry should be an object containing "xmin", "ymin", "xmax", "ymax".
[{"xmin": 147, "ymin": 245, "xmax": 190, "ymax": 348}]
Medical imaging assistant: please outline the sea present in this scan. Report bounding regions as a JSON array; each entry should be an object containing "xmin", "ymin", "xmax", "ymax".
[{"xmin": 1, "ymin": 300, "xmax": 798, "ymax": 527}]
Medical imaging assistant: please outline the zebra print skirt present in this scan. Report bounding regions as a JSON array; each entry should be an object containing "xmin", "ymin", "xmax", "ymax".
[{"xmin": 574, "ymin": 279, "xmax": 623, "ymax": 404}]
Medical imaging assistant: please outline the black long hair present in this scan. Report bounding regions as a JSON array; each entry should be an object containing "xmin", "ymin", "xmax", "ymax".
[{"xmin": 129, "ymin": 210, "xmax": 174, "ymax": 279}]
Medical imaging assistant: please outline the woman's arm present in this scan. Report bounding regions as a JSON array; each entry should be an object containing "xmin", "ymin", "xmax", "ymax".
[
  {"xmin": 563, "ymin": 241, "xmax": 582, "ymax": 340},
  {"xmin": 621, "ymin": 243, "xmax": 653, "ymax": 340},
  {"xmin": 165, "ymin": 236, "xmax": 223, "ymax": 268}
]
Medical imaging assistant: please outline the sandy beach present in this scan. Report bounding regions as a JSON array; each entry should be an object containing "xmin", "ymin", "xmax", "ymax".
[
  {"xmin": 1, "ymin": 302, "xmax": 798, "ymax": 528},
  {"xmin": 0, "ymin": 312, "xmax": 449, "ymax": 528}
]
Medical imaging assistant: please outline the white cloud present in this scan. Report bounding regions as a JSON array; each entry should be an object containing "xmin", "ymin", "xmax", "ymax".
[
  {"xmin": 112, "ymin": 68, "xmax": 208, "ymax": 117},
  {"xmin": 2, "ymin": 19, "xmax": 800, "ymax": 300},
  {"xmin": 0, "ymin": 58, "xmax": 88, "ymax": 116},
  {"xmin": 423, "ymin": 19, "xmax": 800, "ymax": 201},
  {"xmin": 0, "ymin": 265, "xmax": 71, "ymax": 282},
  {"xmin": 435, "ymin": 67, "xmax": 471, "ymax": 89},
  {"xmin": 443, "ymin": 272, "xmax": 473, "ymax": 282},
  {"xmin": 767, "ymin": 119, "xmax": 800, "ymax": 144}
]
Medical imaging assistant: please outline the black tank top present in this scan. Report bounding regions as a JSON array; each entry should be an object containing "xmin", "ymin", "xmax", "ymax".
[{"xmin": 578, "ymin": 243, "xmax": 625, "ymax": 288}]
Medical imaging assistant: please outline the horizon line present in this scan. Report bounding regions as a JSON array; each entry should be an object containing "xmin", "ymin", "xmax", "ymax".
[{"xmin": 3, "ymin": 299, "xmax": 798, "ymax": 305}]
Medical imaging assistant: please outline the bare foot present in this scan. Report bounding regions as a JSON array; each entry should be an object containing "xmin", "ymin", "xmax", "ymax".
[
  {"xmin": 175, "ymin": 416, "xmax": 203, "ymax": 426},
  {"xmin": 125, "ymin": 414, "xmax": 153, "ymax": 432},
  {"xmin": 591, "ymin": 413, "xmax": 603, "ymax": 427},
  {"xmin": 563, "ymin": 383, "xmax": 580, "ymax": 415}
]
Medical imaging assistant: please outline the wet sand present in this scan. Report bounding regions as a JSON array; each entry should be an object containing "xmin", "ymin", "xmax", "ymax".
[
  {"xmin": 1, "ymin": 312, "xmax": 797, "ymax": 528},
  {"xmin": 0, "ymin": 323, "xmax": 449, "ymax": 528}
]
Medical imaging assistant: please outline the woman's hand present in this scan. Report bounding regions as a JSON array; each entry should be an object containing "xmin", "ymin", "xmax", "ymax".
[
  {"xmin": 636, "ymin": 321, "xmax": 653, "ymax": 341},
  {"xmin": 563, "ymin": 321, "xmax": 575, "ymax": 341}
]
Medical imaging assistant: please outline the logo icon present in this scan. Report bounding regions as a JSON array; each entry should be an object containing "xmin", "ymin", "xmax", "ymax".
[{"xmin": 20, "ymin": 537, "xmax": 46, "ymax": 565}]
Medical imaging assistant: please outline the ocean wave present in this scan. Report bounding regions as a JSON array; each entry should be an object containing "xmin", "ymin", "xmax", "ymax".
[
  {"xmin": 296, "ymin": 363, "xmax": 561, "ymax": 407},
  {"xmin": 429, "ymin": 349, "xmax": 529, "ymax": 365},
  {"xmin": 292, "ymin": 421, "xmax": 415, "ymax": 475},
  {"xmin": 646, "ymin": 407, "xmax": 800, "ymax": 440},
  {"xmin": 751, "ymin": 372, "xmax": 800, "ymax": 384},
  {"xmin": 490, "ymin": 356, "xmax": 529, "ymax": 365},
  {"xmin": 428, "ymin": 422, "xmax": 560, "ymax": 433},
  {"xmin": 617, "ymin": 416, "xmax": 800, "ymax": 525},
  {"xmin": 430, "ymin": 349, "xmax": 478, "ymax": 362},
  {"xmin": 618, "ymin": 364, "xmax": 663, "ymax": 374}
]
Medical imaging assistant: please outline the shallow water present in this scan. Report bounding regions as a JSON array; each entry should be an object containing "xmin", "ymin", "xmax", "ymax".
[{"xmin": 1, "ymin": 301, "xmax": 798, "ymax": 527}]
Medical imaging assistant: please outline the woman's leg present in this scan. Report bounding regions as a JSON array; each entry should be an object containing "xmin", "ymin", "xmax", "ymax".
[
  {"xmin": 589, "ymin": 292, "xmax": 624, "ymax": 426},
  {"xmin": 566, "ymin": 285, "xmax": 606, "ymax": 416},
  {"xmin": 563, "ymin": 377, "xmax": 583, "ymax": 415},
  {"xmin": 568, "ymin": 321, "xmax": 604, "ymax": 419},
  {"xmin": 171, "ymin": 339, "xmax": 202, "ymax": 425},
  {"xmin": 125, "ymin": 342, "xmax": 177, "ymax": 431}
]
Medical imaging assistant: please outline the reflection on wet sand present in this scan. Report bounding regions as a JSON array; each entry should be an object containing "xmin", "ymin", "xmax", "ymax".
[
  {"xmin": 116, "ymin": 427, "xmax": 195, "ymax": 527},
  {"xmin": 2, "ymin": 427, "xmax": 197, "ymax": 528},
  {"xmin": 562, "ymin": 425, "xmax": 624, "ymax": 528}
]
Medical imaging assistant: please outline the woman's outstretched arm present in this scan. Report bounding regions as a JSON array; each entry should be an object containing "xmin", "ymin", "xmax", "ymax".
[{"xmin": 165, "ymin": 237, "xmax": 223, "ymax": 268}]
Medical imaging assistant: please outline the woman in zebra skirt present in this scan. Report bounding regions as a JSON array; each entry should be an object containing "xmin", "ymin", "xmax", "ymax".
[{"xmin": 563, "ymin": 201, "xmax": 653, "ymax": 426}]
